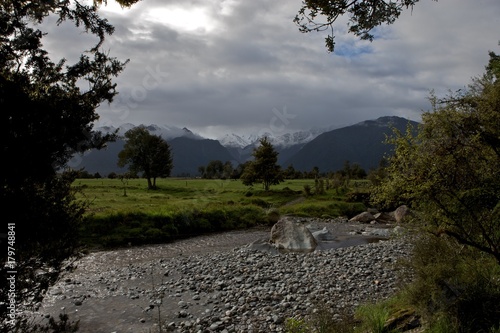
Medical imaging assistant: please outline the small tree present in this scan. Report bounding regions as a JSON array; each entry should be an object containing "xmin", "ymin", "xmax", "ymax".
[
  {"xmin": 118, "ymin": 126, "xmax": 173, "ymax": 189},
  {"xmin": 241, "ymin": 137, "xmax": 283, "ymax": 191}
]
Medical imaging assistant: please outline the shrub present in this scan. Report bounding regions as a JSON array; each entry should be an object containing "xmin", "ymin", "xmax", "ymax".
[
  {"xmin": 266, "ymin": 208, "xmax": 281, "ymax": 225},
  {"xmin": 403, "ymin": 234, "xmax": 500, "ymax": 333},
  {"xmin": 303, "ymin": 184, "xmax": 312, "ymax": 196},
  {"xmin": 335, "ymin": 202, "xmax": 366, "ymax": 218},
  {"xmin": 356, "ymin": 303, "xmax": 390, "ymax": 333},
  {"xmin": 284, "ymin": 317, "xmax": 309, "ymax": 333},
  {"xmin": 345, "ymin": 191, "xmax": 371, "ymax": 205},
  {"xmin": 250, "ymin": 198, "xmax": 270, "ymax": 208},
  {"xmin": 80, "ymin": 205, "xmax": 268, "ymax": 248}
]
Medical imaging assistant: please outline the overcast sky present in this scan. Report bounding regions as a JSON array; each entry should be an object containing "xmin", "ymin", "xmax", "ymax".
[{"xmin": 43, "ymin": 0, "xmax": 500, "ymax": 139}]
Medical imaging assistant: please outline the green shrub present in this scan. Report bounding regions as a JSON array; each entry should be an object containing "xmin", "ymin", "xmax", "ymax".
[
  {"xmin": 266, "ymin": 208, "xmax": 281, "ymax": 225},
  {"xmin": 303, "ymin": 184, "xmax": 312, "ymax": 197},
  {"xmin": 250, "ymin": 198, "xmax": 270, "ymax": 208},
  {"xmin": 80, "ymin": 205, "xmax": 268, "ymax": 248},
  {"xmin": 356, "ymin": 303, "xmax": 390, "ymax": 333},
  {"xmin": 284, "ymin": 317, "xmax": 309, "ymax": 333},
  {"xmin": 285, "ymin": 302, "xmax": 357, "ymax": 333},
  {"xmin": 144, "ymin": 228, "xmax": 165, "ymax": 242},
  {"xmin": 425, "ymin": 314, "xmax": 457, "ymax": 333},
  {"xmin": 334, "ymin": 202, "xmax": 366, "ymax": 218},
  {"xmin": 403, "ymin": 234, "xmax": 500, "ymax": 333},
  {"xmin": 345, "ymin": 190, "xmax": 371, "ymax": 205}
]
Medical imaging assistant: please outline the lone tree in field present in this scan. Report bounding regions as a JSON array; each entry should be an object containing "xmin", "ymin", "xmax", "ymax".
[
  {"xmin": 294, "ymin": 0, "xmax": 428, "ymax": 52},
  {"xmin": 118, "ymin": 126, "xmax": 173, "ymax": 189},
  {"xmin": 241, "ymin": 137, "xmax": 283, "ymax": 191}
]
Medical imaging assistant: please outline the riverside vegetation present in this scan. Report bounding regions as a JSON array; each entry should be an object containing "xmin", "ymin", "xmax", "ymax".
[{"xmin": 76, "ymin": 178, "xmax": 367, "ymax": 249}]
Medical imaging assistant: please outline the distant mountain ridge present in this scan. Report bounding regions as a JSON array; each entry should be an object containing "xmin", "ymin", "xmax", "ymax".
[
  {"xmin": 216, "ymin": 126, "xmax": 336, "ymax": 149},
  {"xmin": 98, "ymin": 124, "xmax": 204, "ymax": 140},
  {"xmin": 77, "ymin": 116, "xmax": 418, "ymax": 176},
  {"xmin": 284, "ymin": 116, "xmax": 419, "ymax": 172}
]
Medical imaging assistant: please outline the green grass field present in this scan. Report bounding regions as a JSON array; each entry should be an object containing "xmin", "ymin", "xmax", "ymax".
[
  {"xmin": 75, "ymin": 178, "xmax": 369, "ymax": 248},
  {"xmin": 75, "ymin": 178, "xmax": 311, "ymax": 216}
]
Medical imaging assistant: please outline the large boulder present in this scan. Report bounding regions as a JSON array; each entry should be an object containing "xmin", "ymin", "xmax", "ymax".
[
  {"xmin": 374, "ymin": 212, "xmax": 396, "ymax": 224},
  {"xmin": 393, "ymin": 205, "xmax": 412, "ymax": 223},
  {"xmin": 270, "ymin": 217, "xmax": 317, "ymax": 252},
  {"xmin": 349, "ymin": 211, "xmax": 376, "ymax": 223}
]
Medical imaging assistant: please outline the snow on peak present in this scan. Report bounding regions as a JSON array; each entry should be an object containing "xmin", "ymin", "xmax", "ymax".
[
  {"xmin": 218, "ymin": 133, "xmax": 250, "ymax": 148},
  {"xmin": 218, "ymin": 129, "xmax": 325, "ymax": 149},
  {"xmin": 96, "ymin": 124, "xmax": 203, "ymax": 140}
]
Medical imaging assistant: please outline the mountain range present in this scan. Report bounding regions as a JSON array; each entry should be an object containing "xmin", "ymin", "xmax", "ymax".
[{"xmin": 74, "ymin": 116, "xmax": 419, "ymax": 177}]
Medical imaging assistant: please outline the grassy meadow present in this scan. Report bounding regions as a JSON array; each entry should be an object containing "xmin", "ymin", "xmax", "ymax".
[{"xmin": 75, "ymin": 178, "xmax": 368, "ymax": 249}]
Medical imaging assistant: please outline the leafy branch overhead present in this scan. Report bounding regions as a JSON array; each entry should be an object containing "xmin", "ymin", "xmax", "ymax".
[{"xmin": 294, "ymin": 0, "xmax": 428, "ymax": 52}]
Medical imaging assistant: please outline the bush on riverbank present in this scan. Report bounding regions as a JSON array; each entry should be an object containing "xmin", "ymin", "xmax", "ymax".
[
  {"xmin": 80, "ymin": 205, "xmax": 268, "ymax": 248},
  {"xmin": 403, "ymin": 234, "xmax": 500, "ymax": 333}
]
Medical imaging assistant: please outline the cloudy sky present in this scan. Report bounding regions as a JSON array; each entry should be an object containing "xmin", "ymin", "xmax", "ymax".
[{"xmin": 44, "ymin": 0, "xmax": 500, "ymax": 139}]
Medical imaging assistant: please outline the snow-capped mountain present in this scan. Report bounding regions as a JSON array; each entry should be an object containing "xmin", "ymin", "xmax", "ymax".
[
  {"xmin": 77, "ymin": 116, "xmax": 415, "ymax": 176},
  {"xmin": 217, "ymin": 128, "xmax": 331, "ymax": 149},
  {"xmin": 95, "ymin": 124, "xmax": 203, "ymax": 140},
  {"xmin": 217, "ymin": 133, "xmax": 250, "ymax": 148},
  {"xmin": 144, "ymin": 124, "xmax": 203, "ymax": 140}
]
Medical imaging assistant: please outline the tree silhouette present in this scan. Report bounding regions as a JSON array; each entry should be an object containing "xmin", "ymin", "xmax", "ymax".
[
  {"xmin": 241, "ymin": 137, "xmax": 283, "ymax": 191},
  {"xmin": 118, "ymin": 126, "xmax": 173, "ymax": 189},
  {"xmin": 1, "ymin": 0, "xmax": 138, "ymax": 327}
]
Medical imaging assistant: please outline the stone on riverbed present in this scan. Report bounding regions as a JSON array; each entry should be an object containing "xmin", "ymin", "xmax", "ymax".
[
  {"xmin": 349, "ymin": 211, "xmax": 376, "ymax": 223},
  {"xmin": 311, "ymin": 227, "xmax": 336, "ymax": 241},
  {"xmin": 270, "ymin": 217, "xmax": 317, "ymax": 252}
]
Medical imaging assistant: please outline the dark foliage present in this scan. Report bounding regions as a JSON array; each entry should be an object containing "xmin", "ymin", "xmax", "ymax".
[{"xmin": 1, "ymin": 0, "xmax": 131, "ymax": 330}]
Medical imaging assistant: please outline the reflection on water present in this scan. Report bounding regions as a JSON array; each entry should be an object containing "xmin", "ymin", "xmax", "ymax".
[
  {"xmin": 249, "ymin": 235, "xmax": 388, "ymax": 254},
  {"xmin": 315, "ymin": 236, "xmax": 386, "ymax": 251}
]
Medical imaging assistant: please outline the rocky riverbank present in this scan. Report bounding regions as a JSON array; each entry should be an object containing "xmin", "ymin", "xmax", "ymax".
[{"xmin": 34, "ymin": 218, "xmax": 413, "ymax": 333}]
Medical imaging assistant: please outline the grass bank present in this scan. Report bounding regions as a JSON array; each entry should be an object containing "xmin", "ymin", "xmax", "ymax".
[{"xmin": 75, "ymin": 178, "xmax": 369, "ymax": 249}]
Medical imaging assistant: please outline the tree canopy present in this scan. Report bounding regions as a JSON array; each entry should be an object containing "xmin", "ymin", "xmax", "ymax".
[
  {"xmin": 241, "ymin": 137, "xmax": 283, "ymax": 191},
  {"xmin": 294, "ymin": 0, "xmax": 429, "ymax": 52},
  {"xmin": 1, "ymin": 1, "xmax": 137, "ymax": 329},
  {"xmin": 371, "ymin": 51, "xmax": 500, "ymax": 264},
  {"xmin": 118, "ymin": 126, "xmax": 173, "ymax": 189}
]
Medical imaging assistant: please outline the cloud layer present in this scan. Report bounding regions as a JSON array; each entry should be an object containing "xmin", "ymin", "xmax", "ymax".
[{"xmin": 42, "ymin": 0, "xmax": 500, "ymax": 138}]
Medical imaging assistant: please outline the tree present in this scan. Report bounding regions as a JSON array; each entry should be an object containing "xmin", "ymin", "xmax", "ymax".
[
  {"xmin": 222, "ymin": 161, "xmax": 234, "ymax": 179},
  {"xmin": 1, "ymin": 0, "xmax": 137, "ymax": 328},
  {"xmin": 294, "ymin": 0, "xmax": 430, "ymax": 52},
  {"xmin": 371, "ymin": 51, "xmax": 500, "ymax": 264},
  {"xmin": 241, "ymin": 137, "xmax": 283, "ymax": 191},
  {"xmin": 206, "ymin": 160, "xmax": 224, "ymax": 179},
  {"xmin": 283, "ymin": 164, "xmax": 300, "ymax": 179},
  {"xmin": 118, "ymin": 126, "xmax": 173, "ymax": 189}
]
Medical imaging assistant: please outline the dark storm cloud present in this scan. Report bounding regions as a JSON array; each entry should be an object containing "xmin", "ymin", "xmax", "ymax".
[{"xmin": 38, "ymin": 0, "xmax": 500, "ymax": 138}]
